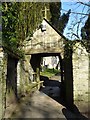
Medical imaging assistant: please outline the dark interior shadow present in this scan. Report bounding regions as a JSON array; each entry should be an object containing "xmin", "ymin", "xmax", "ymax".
[
  {"xmin": 40, "ymin": 75, "xmax": 61, "ymax": 87},
  {"xmin": 40, "ymin": 75, "xmax": 66, "ymax": 106},
  {"xmin": 40, "ymin": 75, "xmax": 88, "ymax": 120},
  {"xmin": 62, "ymin": 106, "xmax": 88, "ymax": 120}
]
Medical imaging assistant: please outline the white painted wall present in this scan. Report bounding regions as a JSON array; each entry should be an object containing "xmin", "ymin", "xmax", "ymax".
[{"xmin": 42, "ymin": 56, "xmax": 59, "ymax": 69}]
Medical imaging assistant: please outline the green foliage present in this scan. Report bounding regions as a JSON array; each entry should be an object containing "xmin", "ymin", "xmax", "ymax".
[
  {"xmin": 2, "ymin": 3, "xmax": 18, "ymax": 44},
  {"xmin": 2, "ymin": 2, "xmax": 48, "ymax": 58},
  {"xmin": 49, "ymin": 2, "xmax": 61, "ymax": 27},
  {"xmin": 64, "ymin": 40, "xmax": 73, "ymax": 58},
  {"xmin": 2, "ymin": 2, "xmax": 71, "ymax": 58},
  {"xmin": 81, "ymin": 14, "xmax": 90, "ymax": 52},
  {"xmin": 81, "ymin": 14, "xmax": 90, "ymax": 40},
  {"xmin": 2, "ymin": 2, "xmax": 21, "ymax": 57},
  {"xmin": 49, "ymin": 2, "xmax": 71, "ymax": 34},
  {"xmin": 40, "ymin": 68, "xmax": 60, "ymax": 78},
  {"xmin": 59, "ymin": 9, "xmax": 71, "ymax": 34}
]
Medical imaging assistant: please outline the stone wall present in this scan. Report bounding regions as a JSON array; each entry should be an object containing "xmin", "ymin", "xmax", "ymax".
[
  {"xmin": 24, "ymin": 19, "xmax": 65, "ymax": 55},
  {"xmin": 0, "ymin": 50, "xmax": 7, "ymax": 119},
  {"xmin": 0, "ymin": 50, "xmax": 3, "ymax": 119},
  {"xmin": 73, "ymin": 42, "xmax": 89, "ymax": 114},
  {"xmin": 17, "ymin": 55, "xmax": 34, "ymax": 94}
]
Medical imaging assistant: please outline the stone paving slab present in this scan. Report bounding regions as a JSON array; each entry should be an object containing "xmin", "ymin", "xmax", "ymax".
[
  {"xmin": 4, "ymin": 90, "xmax": 88, "ymax": 119},
  {"xmin": 10, "ymin": 90, "xmax": 66, "ymax": 118},
  {"xmin": 4, "ymin": 73, "xmax": 89, "ymax": 119}
]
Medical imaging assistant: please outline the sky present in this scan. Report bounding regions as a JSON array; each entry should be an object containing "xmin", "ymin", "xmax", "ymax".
[{"xmin": 61, "ymin": 0, "xmax": 89, "ymax": 40}]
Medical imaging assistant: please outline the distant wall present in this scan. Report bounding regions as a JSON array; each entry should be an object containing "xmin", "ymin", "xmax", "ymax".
[
  {"xmin": 42, "ymin": 56, "xmax": 59, "ymax": 69},
  {"xmin": 73, "ymin": 42, "xmax": 89, "ymax": 112}
]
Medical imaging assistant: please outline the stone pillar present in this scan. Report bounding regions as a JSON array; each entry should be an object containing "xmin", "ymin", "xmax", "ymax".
[
  {"xmin": 87, "ymin": 41, "xmax": 90, "ymax": 117},
  {"xmin": 0, "ymin": 49, "xmax": 4, "ymax": 119},
  {"xmin": 58, "ymin": 55, "xmax": 64, "ymax": 98},
  {"xmin": 64, "ymin": 48, "xmax": 73, "ymax": 109},
  {"xmin": 6, "ymin": 55, "xmax": 18, "ymax": 96},
  {"xmin": 17, "ymin": 61, "xmax": 20, "ymax": 86},
  {"xmin": 59, "ymin": 55, "xmax": 63, "ymax": 83},
  {"xmin": 36, "ymin": 67, "xmax": 41, "ymax": 89},
  {"xmin": 0, "ymin": 51, "xmax": 7, "ymax": 118},
  {"xmin": 17, "ymin": 61, "xmax": 21, "ymax": 94},
  {"xmin": 36, "ymin": 68, "xmax": 40, "ymax": 82},
  {"xmin": 73, "ymin": 43, "xmax": 89, "ymax": 115},
  {"xmin": 5, "ymin": 55, "xmax": 18, "ymax": 111},
  {"xmin": 24, "ymin": 55, "xmax": 33, "ymax": 83},
  {"xmin": 18, "ymin": 55, "xmax": 34, "ymax": 93}
]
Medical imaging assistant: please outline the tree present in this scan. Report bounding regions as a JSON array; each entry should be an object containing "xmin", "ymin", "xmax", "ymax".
[
  {"xmin": 49, "ymin": 2, "xmax": 61, "ymax": 27},
  {"xmin": 2, "ymin": 3, "xmax": 18, "ymax": 50},
  {"xmin": 81, "ymin": 14, "xmax": 90, "ymax": 40},
  {"xmin": 78, "ymin": 1, "xmax": 90, "ymax": 52},
  {"xmin": 49, "ymin": 2, "xmax": 71, "ymax": 34},
  {"xmin": 80, "ymin": 1, "xmax": 90, "ymax": 40},
  {"xmin": 2, "ymin": 2, "xmax": 71, "ymax": 97},
  {"xmin": 58, "ymin": 9, "xmax": 71, "ymax": 34},
  {"xmin": 81, "ymin": 13, "xmax": 90, "ymax": 52},
  {"xmin": 2, "ymin": 2, "xmax": 53, "ymax": 96},
  {"xmin": 2, "ymin": 2, "xmax": 48, "ymax": 56},
  {"xmin": 2, "ymin": 3, "xmax": 22, "ymax": 95},
  {"xmin": 2, "ymin": 2, "xmax": 71, "ymax": 55}
]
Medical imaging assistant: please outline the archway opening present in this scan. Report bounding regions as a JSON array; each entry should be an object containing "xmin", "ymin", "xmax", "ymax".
[{"xmin": 30, "ymin": 53, "xmax": 65, "ymax": 105}]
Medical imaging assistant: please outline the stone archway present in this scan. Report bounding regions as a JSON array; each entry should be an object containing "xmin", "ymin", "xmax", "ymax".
[
  {"xmin": 18, "ymin": 18, "xmax": 73, "ymax": 109},
  {"xmin": 30, "ymin": 53, "xmax": 64, "ymax": 83},
  {"xmin": 29, "ymin": 53, "xmax": 65, "ymax": 102}
]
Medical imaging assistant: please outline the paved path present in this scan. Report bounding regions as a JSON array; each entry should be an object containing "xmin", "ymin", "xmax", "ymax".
[
  {"xmin": 11, "ymin": 90, "xmax": 66, "ymax": 118},
  {"xmin": 5, "ymin": 90, "xmax": 87, "ymax": 119},
  {"xmin": 4, "ymin": 74, "xmax": 88, "ymax": 119}
]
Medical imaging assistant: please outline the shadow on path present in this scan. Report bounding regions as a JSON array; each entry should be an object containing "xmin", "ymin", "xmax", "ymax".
[
  {"xmin": 62, "ymin": 107, "xmax": 88, "ymax": 120},
  {"xmin": 40, "ymin": 75, "xmax": 65, "ymax": 106},
  {"xmin": 40, "ymin": 75, "xmax": 61, "ymax": 87},
  {"xmin": 40, "ymin": 75, "xmax": 88, "ymax": 120}
]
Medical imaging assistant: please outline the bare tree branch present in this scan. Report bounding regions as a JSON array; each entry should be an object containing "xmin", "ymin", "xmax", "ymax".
[
  {"xmin": 61, "ymin": 9, "xmax": 89, "ymax": 16},
  {"xmin": 77, "ymin": 0, "xmax": 90, "ymax": 7}
]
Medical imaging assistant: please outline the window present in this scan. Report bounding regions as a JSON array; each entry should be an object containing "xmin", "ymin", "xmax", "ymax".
[{"xmin": 41, "ymin": 20, "xmax": 46, "ymax": 32}]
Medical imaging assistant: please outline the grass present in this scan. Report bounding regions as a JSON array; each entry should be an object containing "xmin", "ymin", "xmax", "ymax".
[{"xmin": 40, "ymin": 68, "xmax": 60, "ymax": 78}]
